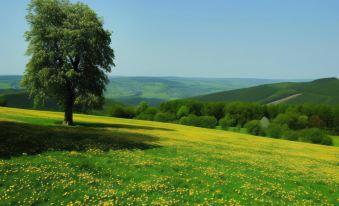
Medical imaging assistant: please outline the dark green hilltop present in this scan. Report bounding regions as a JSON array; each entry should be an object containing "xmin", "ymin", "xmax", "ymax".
[{"xmin": 192, "ymin": 77, "xmax": 339, "ymax": 105}]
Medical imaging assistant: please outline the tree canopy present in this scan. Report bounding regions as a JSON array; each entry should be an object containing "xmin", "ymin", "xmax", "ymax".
[{"xmin": 22, "ymin": 0, "xmax": 115, "ymax": 125}]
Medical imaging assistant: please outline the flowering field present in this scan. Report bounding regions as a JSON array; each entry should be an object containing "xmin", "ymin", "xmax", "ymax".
[{"xmin": 0, "ymin": 107, "xmax": 338, "ymax": 205}]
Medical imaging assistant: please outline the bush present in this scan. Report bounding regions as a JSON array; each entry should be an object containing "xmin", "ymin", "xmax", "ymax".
[
  {"xmin": 298, "ymin": 128, "xmax": 332, "ymax": 145},
  {"xmin": 219, "ymin": 114, "xmax": 236, "ymax": 129},
  {"xmin": 244, "ymin": 120, "xmax": 265, "ymax": 136},
  {"xmin": 180, "ymin": 115, "xmax": 217, "ymax": 128},
  {"xmin": 136, "ymin": 107, "xmax": 158, "ymax": 120},
  {"xmin": 199, "ymin": 116, "xmax": 217, "ymax": 128},
  {"xmin": 280, "ymin": 128, "xmax": 332, "ymax": 145},
  {"xmin": 154, "ymin": 112, "xmax": 176, "ymax": 122},
  {"xmin": 281, "ymin": 130, "xmax": 299, "ymax": 141},
  {"xmin": 135, "ymin": 101, "xmax": 148, "ymax": 115},
  {"xmin": 0, "ymin": 98, "xmax": 7, "ymax": 107},
  {"xmin": 176, "ymin": 105, "xmax": 190, "ymax": 119},
  {"xmin": 110, "ymin": 104, "xmax": 135, "ymax": 119},
  {"xmin": 265, "ymin": 123, "xmax": 288, "ymax": 138}
]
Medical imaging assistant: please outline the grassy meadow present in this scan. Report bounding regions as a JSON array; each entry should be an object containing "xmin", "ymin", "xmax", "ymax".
[{"xmin": 0, "ymin": 106, "xmax": 338, "ymax": 205}]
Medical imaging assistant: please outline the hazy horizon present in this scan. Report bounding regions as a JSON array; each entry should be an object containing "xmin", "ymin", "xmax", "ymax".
[{"xmin": 0, "ymin": 0, "xmax": 339, "ymax": 79}]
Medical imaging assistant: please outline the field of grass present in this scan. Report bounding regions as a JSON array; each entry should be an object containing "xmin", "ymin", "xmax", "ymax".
[
  {"xmin": 331, "ymin": 136, "xmax": 339, "ymax": 147},
  {"xmin": 0, "ymin": 107, "xmax": 338, "ymax": 205}
]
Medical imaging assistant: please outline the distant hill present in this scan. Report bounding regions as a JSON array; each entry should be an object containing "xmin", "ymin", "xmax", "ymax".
[
  {"xmin": 104, "ymin": 76, "xmax": 286, "ymax": 104},
  {"xmin": 0, "ymin": 89, "xmax": 59, "ymax": 110},
  {"xmin": 193, "ymin": 77, "xmax": 339, "ymax": 105},
  {"xmin": 0, "ymin": 75, "xmax": 283, "ymax": 106}
]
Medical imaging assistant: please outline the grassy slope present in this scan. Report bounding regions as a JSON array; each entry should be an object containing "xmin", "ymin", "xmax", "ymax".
[
  {"xmin": 0, "ymin": 107, "xmax": 338, "ymax": 205},
  {"xmin": 332, "ymin": 136, "xmax": 339, "ymax": 147},
  {"xmin": 194, "ymin": 77, "xmax": 339, "ymax": 105}
]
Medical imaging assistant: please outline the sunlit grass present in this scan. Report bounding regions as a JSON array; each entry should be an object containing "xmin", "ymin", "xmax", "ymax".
[{"xmin": 0, "ymin": 107, "xmax": 338, "ymax": 205}]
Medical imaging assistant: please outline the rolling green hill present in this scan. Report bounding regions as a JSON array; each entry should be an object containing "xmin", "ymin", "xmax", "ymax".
[
  {"xmin": 193, "ymin": 77, "xmax": 339, "ymax": 105},
  {"xmin": 0, "ymin": 107, "xmax": 338, "ymax": 205},
  {"xmin": 0, "ymin": 75, "xmax": 283, "ymax": 106},
  {"xmin": 104, "ymin": 77, "xmax": 283, "ymax": 104}
]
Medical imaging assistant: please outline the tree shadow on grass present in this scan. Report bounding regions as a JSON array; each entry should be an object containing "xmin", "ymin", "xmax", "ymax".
[
  {"xmin": 53, "ymin": 121, "xmax": 175, "ymax": 131},
  {"xmin": 0, "ymin": 121, "xmax": 161, "ymax": 159}
]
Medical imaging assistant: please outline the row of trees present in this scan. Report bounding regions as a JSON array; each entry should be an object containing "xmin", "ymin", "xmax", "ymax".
[
  {"xmin": 0, "ymin": 98, "xmax": 7, "ymax": 107},
  {"xmin": 110, "ymin": 100, "xmax": 337, "ymax": 145}
]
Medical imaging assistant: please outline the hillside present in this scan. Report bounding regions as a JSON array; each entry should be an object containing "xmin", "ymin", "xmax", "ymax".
[
  {"xmin": 0, "ymin": 107, "xmax": 338, "ymax": 205},
  {"xmin": 0, "ymin": 75, "xmax": 284, "ymax": 106},
  {"xmin": 193, "ymin": 77, "xmax": 339, "ymax": 105}
]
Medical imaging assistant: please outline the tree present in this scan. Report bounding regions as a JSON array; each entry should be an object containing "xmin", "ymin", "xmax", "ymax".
[
  {"xmin": 22, "ymin": 0, "xmax": 114, "ymax": 125},
  {"xmin": 219, "ymin": 114, "xmax": 236, "ymax": 129},
  {"xmin": 135, "ymin": 101, "xmax": 149, "ymax": 115},
  {"xmin": 110, "ymin": 104, "xmax": 135, "ymax": 119},
  {"xmin": 244, "ymin": 120, "xmax": 265, "ymax": 136},
  {"xmin": 176, "ymin": 105, "xmax": 190, "ymax": 119}
]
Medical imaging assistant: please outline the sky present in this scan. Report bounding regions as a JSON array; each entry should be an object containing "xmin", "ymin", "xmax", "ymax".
[{"xmin": 0, "ymin": 0, "xmax": 338, "ymax": 79}]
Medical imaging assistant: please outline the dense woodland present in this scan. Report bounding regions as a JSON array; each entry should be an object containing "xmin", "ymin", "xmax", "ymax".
[{"xmin": 109, "ymin": 100, "xmax": 338, "ymax": 145}]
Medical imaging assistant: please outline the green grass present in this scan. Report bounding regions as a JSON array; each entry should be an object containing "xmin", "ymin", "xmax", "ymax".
[
  {"xmin": 0, "ymin": 107, "xmax": 338, "ymax": 205},
  {"xmin": 331, "ymin": 136, "xmax": 339, "ymax": 147},
  {"xmin": 194, "ymin": 77, "xmax": 339, "ymax": 105}
]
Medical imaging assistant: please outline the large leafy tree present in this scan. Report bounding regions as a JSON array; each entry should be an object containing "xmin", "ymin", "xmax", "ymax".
[{"xmin": 22, "ymin": 0, "xmax": 115, "ymax": 125}]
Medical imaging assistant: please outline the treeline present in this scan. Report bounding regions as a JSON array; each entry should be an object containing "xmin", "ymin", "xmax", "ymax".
[
  {"xmin": 0, "ymin": 98, "xmax": 7, "ymax": 107},
  {"xmin": 109, "ymin": 100, "xmax": 338, "ymax": 145}
]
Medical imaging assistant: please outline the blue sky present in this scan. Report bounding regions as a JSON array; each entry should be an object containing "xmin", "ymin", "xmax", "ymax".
[{"xmin": 0, "ymin": 0, "xmax": 338, "ymax": 79}]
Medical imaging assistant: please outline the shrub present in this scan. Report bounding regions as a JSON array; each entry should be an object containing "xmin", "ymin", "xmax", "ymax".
[
  {"xmin": 296, "ymin": 115, "xmax": 308, "ymax": 129},
  {"xmin": 0, "ymin": 98, "xmax": 7, "ymax": 107},
  {"xmin": 199, "ymin": 116, "xmax": 217, "ymax": 128},
  {"xmin": 176, "ymin": 105, "xmax": 190, "ymax": 119},
  {"xmin": 135, "ymin": 101, "xmax": 148, "ymax": 115},
  {"xmin": 298, "ymin": 128, "xmax": 332, "ymax": 145},
  {"xmin": 154, "ymin": 112, "xmax": 176, "ymax": 122},
  {"xmin": 136, "ymin": 107, "xmax": 158, "ymax": 120},
  {"xmin": 180, "ymin": 115, "xmax": 217, "ymax": 128},
  {"xmin": 203, "ymin": 102, "xmax": 225, "ymax": 120},
  {"xmin": 281, "ymin": 130, "xmax": 299, "ymax": 141},
  {"xmin": 309, "ymin": 115, "xmax": 324, "ymax": 128},
  {"xmin": 244, "ymin": 120, "xmax": 265, "ymax": 136},
  {"xmin": 219, "ymin": 114, "xmax": 236, "ymax": 129},
  {"xmin": 280, "ymin": 128, "xmax": 332, "ymax": 145},
  {"xmin": 265, "ymin": 123, "xmax": 288, "ymax": 138},
  {"xmin": 110, "ymin": 104, "xmax": 135, "ymax": 119}
]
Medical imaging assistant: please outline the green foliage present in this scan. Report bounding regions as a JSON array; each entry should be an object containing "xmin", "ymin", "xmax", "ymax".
[
  {"xmin": 180, "ymin": 115, "xmax": 217, "ymax": 129},
  {"xmin": 135, "ymin": 101, "xmax": 149, "ymax": 115},
  {"xmin": 244, "ymin": 120, "xmax": 265, "ymax": 136},
  {"xmin": 154, "ymin": 112, "xmax": 176, "ymax": 123},
  {"xmin": 176, "ymin": 105, "xmax": 190, "ymax": 119},
  {"xmin": 22, "ymin": 0, "xmax": 114, "ymax": 124},
  {"xmin": 297, "ymin": 128, "xmax": 332, "ymax": 145},
  {"xmin": 265, "ymin": 123, "xmax": 289, "ymax": 138},
  {"xmin": 0, "ymin": 98, "xmax": 7, "ymax": 107},
  {"xmin": 136, "ymin": 107, "xmax": 158, "ymax": 121},
  {"xmin": 281, "ymin": 128, "xmax": 333, "ymax": 145},
  {"xmin": 110, "ymin": 104, "xmax": 135, "ymax": 119},
  {"xmin": 203, "ymin": 102, "xmax": 225, "ymax": 120},
  {"xmin": 0, "ymin": 90, "xmax": 59, "ymax": 110},
  {"xmin": 219, "ymin": 114, "xmax": 236, "ymax": 129},
  {"xmin": 273, "ymin": 113, "xmax": 308, "ymax": 130},
  {"xmin": 309, "ymin": 115, "xmax": 324, "ymax": 128}
]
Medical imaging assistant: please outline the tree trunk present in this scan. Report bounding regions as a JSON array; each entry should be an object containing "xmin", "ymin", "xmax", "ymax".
[{"xmin": 63, "ymin": 89, "xmax": 74, "ymax": 126}]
